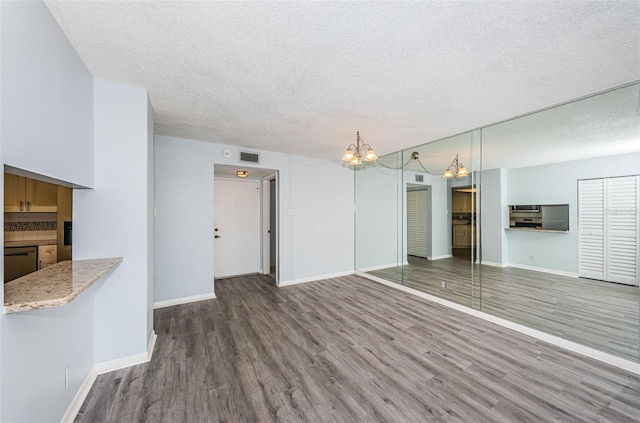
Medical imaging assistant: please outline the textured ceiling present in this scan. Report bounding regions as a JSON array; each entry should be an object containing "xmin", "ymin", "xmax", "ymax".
[{"xmin": 45, "ymin": 1, "xmax": 640, "ymax": 162}]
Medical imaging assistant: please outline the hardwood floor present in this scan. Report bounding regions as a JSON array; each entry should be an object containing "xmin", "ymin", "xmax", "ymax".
[
  {"xmin": 76, "ymin": 274, "xmax": 640, "ymax": 422},
  {"xmin": 369, "ymin": 256, "xmax": 640, "ymax": 361}
]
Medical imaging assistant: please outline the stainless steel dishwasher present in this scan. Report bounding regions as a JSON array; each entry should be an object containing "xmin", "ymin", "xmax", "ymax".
[{"xmin": 4, "ymin": 246, "xmax": 37, "ymax": 283}]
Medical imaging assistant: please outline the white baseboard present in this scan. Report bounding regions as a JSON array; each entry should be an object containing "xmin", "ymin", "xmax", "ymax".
[
  {"xmin": 147, "ymin": 330, "xmax": 158, "ymax": 361},
  {"xmin": 153, "ymin": 292, "xmax": 216, "ymax": 309},
  {"xmin": 62, "ymin": 331, "xmax": 158, "ymax": 422},
  {"xmin": 94, "ymin": 330, "xmax": 157, "ymax": 374},
  {"xmin": 278, "ymin": 270, "xmax": 354, "ymax": 287},
  {"xmin": 506, "ymin": 262, "xmax": 578, "ymax": 278},
  {"xmin": 428, "ymin": 254, "xmax": 453, "ymax": 261},
  {"xmin": 357, "ymin": 263, "xmax": 400, "ymax": 272},
  {"xmin": 60, "ymin": 368, "xmax": 98, "ymax": 423},
  {"xmin": 357, "ymin": 271, "xmax": 640, "ymax": 376}
]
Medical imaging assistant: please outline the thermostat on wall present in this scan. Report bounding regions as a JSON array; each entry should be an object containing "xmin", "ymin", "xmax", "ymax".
[{"xmin": 223, "ymin": 149, "xmax": 231, "ymax": 159}]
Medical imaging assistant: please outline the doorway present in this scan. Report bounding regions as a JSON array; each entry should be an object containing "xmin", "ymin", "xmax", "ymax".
[
  {"xmin": 263, "ymin": 173, "xmax": 278, "ymax": 282},
  {"xmin": 213, "ymin": 165, "xmax": 279, "ymax": 281},
  {"xmin": 406, "ymin": 185, "xmax": 431, "ymax": 259},
  {"xmin": 451, "ymin": 187, "xmax": 476, "ymax": 260}
]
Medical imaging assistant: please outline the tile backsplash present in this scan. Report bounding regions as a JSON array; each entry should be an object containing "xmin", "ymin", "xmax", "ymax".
[
  {"xmin": 5, "ymin": 221, "xmax": 57, "ymax": 232},
  {"xmin": 4, "ymin": 212, "xmax": 58, "ymax": 243}
]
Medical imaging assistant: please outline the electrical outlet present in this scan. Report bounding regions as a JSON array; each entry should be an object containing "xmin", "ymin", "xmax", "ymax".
[
  {"xmin": 440, "ymin": 281, "xmax": 447, "ymax": 289},
  {"xmin": 65, "ymin": 365, "xmax": 70, "ymax": 389},
  {"xmin": 530, "ymin": 254, "xmax": 535, "ymax": 261}
]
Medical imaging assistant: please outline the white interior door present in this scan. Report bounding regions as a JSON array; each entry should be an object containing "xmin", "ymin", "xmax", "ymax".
[
  {"xmin": 605, "ymin": 176, "xmax": 639, "ymax": 285},
  {"xmin": 579, "ymin": 179, "xmax": 606, "ymax": 280},
  {"xmin": 214, "ymin": 178, "xmax": 261, "ymax": 278}
]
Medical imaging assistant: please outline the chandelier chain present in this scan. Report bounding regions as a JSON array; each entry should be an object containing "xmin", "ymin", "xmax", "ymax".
[{"xmin": 375, "ymin": 154, "xmax": 431, "ymax": 174}]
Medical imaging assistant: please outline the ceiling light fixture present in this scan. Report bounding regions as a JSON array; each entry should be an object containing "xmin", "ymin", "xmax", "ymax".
[
  {"xmin": 342, "ymin": 131, "xmax": 377, "ymax": 166},
  {"xmin": 442, "ymin": 154, "xmax": 468, "ymax": 178},
  {"xmin": 236, "ymin": 170, "xmax": 249, "ymax": 178}
]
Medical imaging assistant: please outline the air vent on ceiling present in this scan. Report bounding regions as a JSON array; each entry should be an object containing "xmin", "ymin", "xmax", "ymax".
[
  {"xmin": 415, "ymin": 174, "xmax": 424, "ymax": 182},
  {"xmin": 239, "ymin": 151, "xmax": 260, "ymax": 163}
]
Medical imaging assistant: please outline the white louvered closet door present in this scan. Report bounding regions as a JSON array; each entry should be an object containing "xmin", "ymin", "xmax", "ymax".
[
  {"xmin": 579, "ymin": 176, "xmax": 639, "ymax": 286},
  {"xmin": 579, "ymin": 179, "xmax": 605, "ymax": 280},
  {"xmin": 407, "ymin": 190, "xmax": 429, "ymax": 258},
  {"xmin": 605, "ymin": 176, "xmax": 639, "ymax": 285}
]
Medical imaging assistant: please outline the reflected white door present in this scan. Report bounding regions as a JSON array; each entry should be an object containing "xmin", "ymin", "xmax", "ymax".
[{"xmin": 214, "ymin": 178, "xmax": 261, "ymax": 278}]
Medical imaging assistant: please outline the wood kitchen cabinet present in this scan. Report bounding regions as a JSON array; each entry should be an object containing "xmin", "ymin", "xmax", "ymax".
[
  {"xmin": 452, "ymin": 192, "xmax": 475, "ymax": 213},
  {"xmin": 453, "ymin": 225, "xmax": 476, "ymax": 247},
  {"xmin": 4, "ymin": 174, "xmax": 57, "ymax": 212}
]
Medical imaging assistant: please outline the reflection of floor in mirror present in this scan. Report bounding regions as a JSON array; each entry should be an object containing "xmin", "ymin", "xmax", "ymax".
[{"xmin": 368, "ymin": 256, "xmax": 639, "ymax": 361}]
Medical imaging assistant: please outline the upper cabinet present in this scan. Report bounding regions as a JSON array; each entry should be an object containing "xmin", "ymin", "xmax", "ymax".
[
  {"xmin": 452, "ymin": 192, "xmax": 475, "ymax": 213},
  {"xmin": 4, "ymin": 174, "xmax": 58, "ymax": 212}
]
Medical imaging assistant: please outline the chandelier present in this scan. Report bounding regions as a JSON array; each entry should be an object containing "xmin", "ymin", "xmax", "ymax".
[
  {"xmin": 342, "ymin": 131, "xmax": 377, "ymax": 166},
  {"xmin": 442, "ymin": 154, "xmax": 468, "ymax": 178}
]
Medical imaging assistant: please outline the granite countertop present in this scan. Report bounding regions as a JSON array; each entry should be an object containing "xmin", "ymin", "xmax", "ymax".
[
  {"xmin": 4, "ymin": 239, "xmax": 58, "ymax": 248},
  {"xmin": 4, "ymin": 257, "xmax": 123, "ymax": 313}
]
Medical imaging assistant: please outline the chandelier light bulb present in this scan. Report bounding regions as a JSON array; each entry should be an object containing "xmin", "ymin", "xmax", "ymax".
[
  {"xmin": 342, "ymin": 148, "xmax": 355, "ymax": 162},
  {"xmin": 364, "ymin": 148, "xmax": 377, "ymax": 161}
]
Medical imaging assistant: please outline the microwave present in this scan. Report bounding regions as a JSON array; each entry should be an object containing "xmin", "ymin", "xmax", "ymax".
[{"xmin": 511, "ymin": 204, "xmax": 540, "ymax": 213}]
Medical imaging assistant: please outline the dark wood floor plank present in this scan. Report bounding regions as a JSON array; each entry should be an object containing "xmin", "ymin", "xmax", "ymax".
[{"xmin": 76, "ymin": 274, "xmax": 640, "ymax": 422}]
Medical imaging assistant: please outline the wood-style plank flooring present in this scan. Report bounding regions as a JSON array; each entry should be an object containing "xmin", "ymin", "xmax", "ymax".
[
  {"xmin": 369, "ymin": 256, "xmax": 640, "ymax": 361},
  {"xmin": 76, "ymin": 274, "xmax": 640, "ymax": 422}
]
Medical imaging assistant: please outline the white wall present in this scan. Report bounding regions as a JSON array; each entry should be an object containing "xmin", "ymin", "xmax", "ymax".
[
  {"xmin": 1, "ymin": 285, "xmax": 98, "ymax": 422},
  {"xmin": 74, "ymin": 78, "xmax": 153, "ymax": 363},
  {"xmin": 480, "ymin": 168, "xmax": 508, "ymax": 265},
  {"xmin": 1, "ymin": 1, "xmax": 93, "ymax": 188},
  {"xmin": 146, "ymin": 97, "xmax": 155, "ymax": 342},
  {"xmin": 154, "ymin": 135, "xmax": 354, "ymax": 303},
  {"xmin": 0, "ymin": 2, "xmax": 98, "ymax": 421},
  {"xmin": 505, "ymin": 152, "xmax": 640, "ymax": 273},
  {"xmin": 355, "ymin": 164, "xmax": 401, "ymax": 271}
]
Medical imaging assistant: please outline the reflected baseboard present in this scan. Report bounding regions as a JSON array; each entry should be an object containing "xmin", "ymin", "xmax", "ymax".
[
  {"xmin": 428, "ymin": 254, "xmax": 454, "ymax": 261},
  {"xmin": 358, "ymin": 263, "xmax": 401, "ymax": 272},
  {"xmin": 506, "ymin": 262, "xmax": 578, "ymax": 278},
  {"xmin": 480, "ymin": 261, "xmax": 508, "ymax": 268}
]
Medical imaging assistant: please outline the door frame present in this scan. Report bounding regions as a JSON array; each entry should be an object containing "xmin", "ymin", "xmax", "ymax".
[{"xmin": 262, "ymin": 172, "xmax": 279, "ymax": 284}]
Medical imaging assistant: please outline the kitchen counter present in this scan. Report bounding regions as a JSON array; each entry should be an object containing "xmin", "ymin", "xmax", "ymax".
[
  {"xmin": 4, "ymin": 257, "xmax": 123, "ymax": 314},
  {"xmin": 4, "ymin": 239, "xmax": 57, "ymax": 247},
  {"xmin": 506, "ymin": 227, "xmax": 569, "ymax": 234}
]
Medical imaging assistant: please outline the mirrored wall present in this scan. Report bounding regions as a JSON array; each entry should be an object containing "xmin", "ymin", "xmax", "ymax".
[{"xmin": 355, "ymin": 83, "xmax": 640, "ymax": 362}]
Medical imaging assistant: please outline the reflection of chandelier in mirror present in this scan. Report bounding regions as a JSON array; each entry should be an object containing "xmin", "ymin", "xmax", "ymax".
[
  {"xmin": 342, "ymin": 131, "xmax": 377, "ymax": 166},
  {"xmin": 442, "ymin": 154, "xmax": 468, "ymax": 178}
]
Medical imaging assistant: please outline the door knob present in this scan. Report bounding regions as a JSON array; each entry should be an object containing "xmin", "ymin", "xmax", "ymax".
[{"xmin": 215, "ymin": 235, "xmax": 221, "ymax": 239}]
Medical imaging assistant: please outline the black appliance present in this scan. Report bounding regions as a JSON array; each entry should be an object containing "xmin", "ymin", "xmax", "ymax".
[
  {"xmin": 4, "ymin": 246, "xmax": 37, "ymax": 283},
  {"xmin": 64, "ymin": 221, "xmax": 72, "ymax": 246},
  {"xmin": 511, "ymin": 204, "xmax": 540, "ymax": 213}
]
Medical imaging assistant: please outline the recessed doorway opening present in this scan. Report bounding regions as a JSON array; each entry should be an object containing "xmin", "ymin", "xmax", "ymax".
[{"xmin": 213, "ymin": 165, "xmax": 279, "ymax": 284}]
